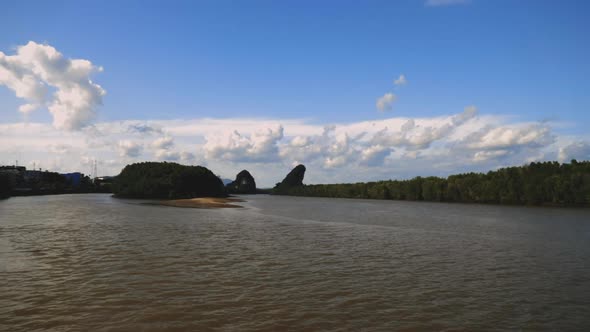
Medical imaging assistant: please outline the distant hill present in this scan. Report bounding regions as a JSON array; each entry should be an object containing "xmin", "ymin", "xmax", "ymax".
[
  {"xmin": 113, "ymin": 162, "xmax": 225, "ymax": 199},
  {"xmin": 220, "ymin": 178, "xmax": 233, "ymax": 186}
]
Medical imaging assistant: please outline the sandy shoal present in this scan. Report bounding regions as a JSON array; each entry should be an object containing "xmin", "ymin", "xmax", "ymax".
[{"xmin": 158, "ymin": 197, "xmax": 245, "ymax": 209}]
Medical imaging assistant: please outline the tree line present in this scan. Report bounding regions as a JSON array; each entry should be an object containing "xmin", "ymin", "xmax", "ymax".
[
  {"xmin": 275, "ymin": 160, "xmax": 590, "ymax": 207},
  {"xmin": 0, "ymin": 170, "xmax": 98, "ymax": 198},
  {"xmin": 0, "ymin": 173, "xmax": 11, "ymax": 199}
]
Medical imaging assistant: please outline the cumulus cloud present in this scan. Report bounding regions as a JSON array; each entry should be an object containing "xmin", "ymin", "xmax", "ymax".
[
  {"xmin": 152, "ymin": 136, "xmax": 174, "ymax": 150},
  {"xmin": 372, "ymin": 105, "xmax": 478, "ymax": 150},
  {"xmin": 323, "ymin": 132, "xmax": 356, "ymax": 168},
  {"xmin": 205, "ymin": 126, "xmax": 284, "ymax": 163},
  {"xmin": 280, "ymin": 106, "xmax": 481, "ymax": 170},
  {"xmin": 425, "ymin": 0, "xmax": 470, "ymax": 7},
  {"xmin": 290, "ymin": 135, "xmax": 311, "ymax": 147},
  {"xmin": 394, "ymin": 74, "xmax": 407, "ymax": 86},
  {"xmin": 180, "ymin": 151, "xmax": 196, "ymax": 162},
  {"xmin": 128, "ymin": 123, "xmax": 163, "ymax": 135},
  {"xmin": 0, "ymin": 41, "xmax": 106, "ymax": 130},
  {"xmin": 151, "ymin": 136, "xmax": 185, "ymax": 161},
  {"xmin": 117, "ymin": 140, "xmax": 142, "ymax": 158},
  {"xmin": 461, "ymin": 124, "xmax": 554, "ymax": 151},
  {"xmin": 281, "ymin": 126, "xmax": 347, "ymax": 168},
  {"xmin": 19, "ymin": 103, "xmax": 40, "ymax": 114},
  {"xmin": 154, "ymin": 150, "xmax": 180, "ymax": 161},
  {"xmin": 151, "ymin": 134, "xmax": 195, "ymax": 163},
  {"xmin": 447, "ymin": 119, "xmax": 556, "ymax": 164},
  {"xmin": 280, "ymin": 127, "xmax": 332, "ymax": 164},
  {"xmin": 360, "ymin": 145, "xmax": 392, "ymax": 167},
  {"xmin": 558, "ymin": 141, "xmax": 590, "ymax": 162},
  {"xmin": 376, "ymin": 93, "xmax": 397, "ymax": 112}
]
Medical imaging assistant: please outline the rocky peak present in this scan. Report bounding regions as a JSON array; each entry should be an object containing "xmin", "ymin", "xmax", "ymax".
[
  {"xmin": 273, "ymin": 164, "xmax": 306, "ymax": 193},
  {"xmin": 226, "ymin": 170, "xmax": 257, "ymax": 194}
]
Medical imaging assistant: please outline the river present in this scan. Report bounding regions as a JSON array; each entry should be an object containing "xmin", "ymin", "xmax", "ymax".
[{"xmin": 1, "ymin": 194, "xmax": 589, "ymax": 331}]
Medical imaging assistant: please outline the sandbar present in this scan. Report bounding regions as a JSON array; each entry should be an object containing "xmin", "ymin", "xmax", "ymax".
[{"xmin": 157, "ymin": 197, "xmax": 245, "ymax": 209}]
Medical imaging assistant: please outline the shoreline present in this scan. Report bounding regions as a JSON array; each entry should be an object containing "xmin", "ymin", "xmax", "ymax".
[{"xmin": 156, "ymin": 197, "xmax": 245, "ymax": 209}]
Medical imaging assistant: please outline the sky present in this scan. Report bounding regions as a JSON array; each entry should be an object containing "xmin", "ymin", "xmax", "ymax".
[{"xmin": 1, "ymin": 0, "xmax": 589, "ymax": 186}]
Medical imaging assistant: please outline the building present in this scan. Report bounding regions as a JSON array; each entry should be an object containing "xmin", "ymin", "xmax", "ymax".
[{"xmin": 62, "ymin": 172, "xmax": 83, "ymax": 187}]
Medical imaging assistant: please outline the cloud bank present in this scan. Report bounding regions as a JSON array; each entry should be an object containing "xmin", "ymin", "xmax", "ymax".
[{"xmin": 1, "ymin": 108, "xmax": 586, "ymax": 187}]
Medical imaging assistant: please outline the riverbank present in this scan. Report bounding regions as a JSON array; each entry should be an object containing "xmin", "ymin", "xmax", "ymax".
[
  {"xmin": 273, "ymin": 160, "xmax": 590, "ymax": 207},
  {"xmin": 157, "ymin": 197, "xmax": 245, "ymax": 209}
]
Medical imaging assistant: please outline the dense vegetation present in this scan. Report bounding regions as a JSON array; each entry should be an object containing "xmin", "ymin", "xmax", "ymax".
[
  {"xmin": 276, "ymin": 161, "xmax": 590, "ymax": 207},
  {"xmin": 0, "ymin": 173, "xmax": 12, "ymax": 199},
  {"xmin": 28, "ymin": 171, "xmax": 68, "ymax": 194},
  {"xmin": 0, "ymin": 170, "xmax": 98, "ymax": 198},
  {"xmin": 113, "ymin": 162, "xmax": 225, "ymax": 199}
]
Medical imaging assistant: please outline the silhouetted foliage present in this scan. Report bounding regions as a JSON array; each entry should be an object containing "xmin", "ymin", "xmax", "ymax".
[
  {"xmin": 276, "ymin": 161, "xmax": 590, "ymax": 207},
  {"xmin": 0, "ymin": 173, "xmax": 12, "ymax": 199},
  {"xmin": 0, "ymin": 167, "xmax": 113, "ymax": 197},
  {"xmin": 273, "ymin": 164, "xmax": 306, "ymax": 194},
  {"xmin": 113, "ymin": 162, "xmax": 226, "ymax": 199},
  {"xmin": 4, "ymin": 170, "xmax": 72, "ymax": 196},
  {"xmin": 226, "ymin": 170, "xmax": 257, "ymax": 194}
]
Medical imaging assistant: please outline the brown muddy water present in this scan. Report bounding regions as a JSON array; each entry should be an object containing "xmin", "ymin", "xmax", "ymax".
[{"xmin": 1, "ymin": 194, "xmax": 589, "ymax": 331}]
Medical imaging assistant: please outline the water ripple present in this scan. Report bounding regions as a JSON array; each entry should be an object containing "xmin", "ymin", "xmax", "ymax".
[{"xmin": 1, "ymin": 194, "xmax": 589, "ymax": 331}]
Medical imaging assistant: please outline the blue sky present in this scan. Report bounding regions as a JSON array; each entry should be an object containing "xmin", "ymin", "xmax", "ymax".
[{"xmin": 1, "ymin": 0, "xmax": 589, "ymax": 185}]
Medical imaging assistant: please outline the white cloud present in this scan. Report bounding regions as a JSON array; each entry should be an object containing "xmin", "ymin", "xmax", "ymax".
[
  {"xmin": 394, "ymin": 74, "xmax": 407, "ymax": 86},
  {"xmin": 128, "ymin": 123, "xmax": 163, "ymax": 135},
  {"xmin": 558, "ymin": 141, "xmax": 590, "ymax": 162},
  {"xmin": 49, "ymin": 143, "xmax": 72, "ymax": 154},
  {"xmin": 180, "ymin": 151, "xmax": 196, "ymax": 162},
  {"xmin": 460, "ymin": 123, "xmax": 554, "ymax": 150},
  {"xmin": 360, "ymin": 145, "xmax": 392, "ymax": 167},
  {"xmin": 451, "ymin": 119, "xmax": 556, "ymax": 164},
  {"xmin": 280, "ymin": 126, "xmax": 360, "ymax": 169},
  {"xmin": 371, "ymin": 105, "xmax": 478, "ymax": 150},
  {"xmin": 154, "ymin": 149, "xmax": 180, "ymax": 161},
  {"xmin": 290, "ymin": 135, "xmax": 311, "ymax": 147},
  {"xmin": 152, "ymin": 136, "xmax": 174, "ymax": 150},
  {"xmin": 154, "ymin": 149, "xmax": 195, "ymax": 163},
  {"xmin": 323, "ymin": 132, "xmax": 355, "ymax": 168},
  {"xmin": 376, "ymin": 92, "xmax": 397, "ymax": 112},
  {"xmin": 473, "ymin": 150, "xmax": 510, "ymax": 162},
  {"xmin": 117, "ymin": 140, "xmax": 142, "ymax": 158},
  {"xmin": 18, "ymin": 103, "xmax": 40, "ymax": 114},
  {"xmin": 205, "ymin": 126, "xmax": 284, "ymax": 163},
  {"xmin": 0, "ymin": 41, "xmax": 106, "ymax": 130},
  {"xmin": 425, "ymin": 0, "xmax": 470, "ymax": 7}
]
